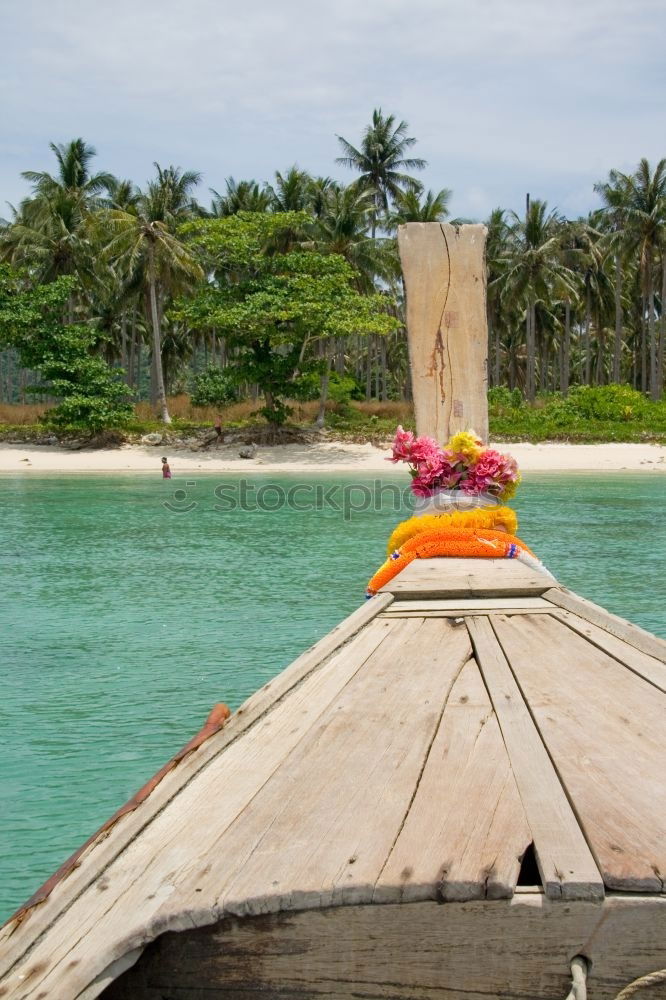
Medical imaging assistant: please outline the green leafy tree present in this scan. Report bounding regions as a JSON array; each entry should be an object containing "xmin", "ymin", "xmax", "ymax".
[
  {"xmin": 176, "ymin": 213, "xmax": 398, "ymax": 426},
  {"xmin": 0, "ymin": 265, "xmax": 132, "ymax": 430},
  {"xmin": 336, "ymin": 109, "xmax": 426, "ymax": 236}
]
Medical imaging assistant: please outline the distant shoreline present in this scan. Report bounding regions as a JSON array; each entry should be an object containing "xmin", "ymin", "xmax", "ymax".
[{"xmin": 1, "ymin": 440, "xmax": 666, "ymax": 475}]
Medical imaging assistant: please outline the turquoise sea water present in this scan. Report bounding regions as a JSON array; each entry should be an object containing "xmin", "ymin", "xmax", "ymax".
[{"xmin": 1, "ymin": 470, "xmax": 665, "ymax": 921}]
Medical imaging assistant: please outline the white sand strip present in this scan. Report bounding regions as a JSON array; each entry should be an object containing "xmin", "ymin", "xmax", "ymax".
[{"xmin": 1, "ymin": 441, "xmax": 665, "ymax": 474}]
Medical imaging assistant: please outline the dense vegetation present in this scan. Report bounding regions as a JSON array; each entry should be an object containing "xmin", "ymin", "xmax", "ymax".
[{"xmin": 1, "ymin": 110, "xmax": 666, "ymax": 440}]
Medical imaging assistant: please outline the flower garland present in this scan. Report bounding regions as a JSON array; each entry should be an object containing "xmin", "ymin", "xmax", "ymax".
[
  {"xmin": 367, "ymin": 527, "xmax": 536, "ymax": 596},
  {"xmin": 388, "ymin": 427, "xmax": 521, "ymax": 501},
  {"xmin": 386, "ymin": 507, "xmax": 518, "ymax": 556},
  {"xmin": 364, "ymin": 427, "xmax": 550, "ymax": 597}
]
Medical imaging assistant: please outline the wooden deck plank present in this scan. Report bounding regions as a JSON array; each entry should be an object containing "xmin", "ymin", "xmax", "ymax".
[
  {"xmin": 543, "ymin": 588, "xmax": 666, "ymax": 663},
  {"xmin": 388, "ymin": 598, "xmax": 552, "ymax": 612},
  {"xmin": 380, "ymin": 558, "xmax": 554, "ymax": 598},
  {"xmin": 375, "ymin": 658, "xmax": 531, "ymax": 902},
  {"xmin": 381, "ymin": 608, "xmax": 555, "ymax": 618},
  {"xmin": 552, "ymin": 609, "xmax": 666, "ymax": 694},
  {"xmin": 175, "ymin": 618, "xmax": 473, "ymax": 919},
  {"xmin": 0, "ymin": 592, "xmax": 394, "ymax": 972},
  {"xmin": 466, "ymin": 617, "xmax": 604, "ymax": 900},
  {"xmin": 492, "ymin": 613, "xmax": 666, "ymax": 893},
  {"xmin": 1, "ymin": 617, "xmax": 402, "ymax": 1000}
]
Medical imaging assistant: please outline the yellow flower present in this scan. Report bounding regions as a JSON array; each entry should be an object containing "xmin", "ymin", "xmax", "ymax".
[
  {"xmin": 386, "ymin": 506, "xmax": 518, "ymax": 554},
  {"xmin": 446, "ymin": 430, "xmax": 484, "ymax": 460}
]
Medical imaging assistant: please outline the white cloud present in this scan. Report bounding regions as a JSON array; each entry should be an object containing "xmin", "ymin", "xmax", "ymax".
[{"xmin": 2, "ymin": 0, "xmax": 665, "ymax": 218}]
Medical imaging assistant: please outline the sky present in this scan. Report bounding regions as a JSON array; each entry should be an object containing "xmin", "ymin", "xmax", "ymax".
[{"xmin": 2, "ymin": 0, "xmax": 665, "ymax": 222}]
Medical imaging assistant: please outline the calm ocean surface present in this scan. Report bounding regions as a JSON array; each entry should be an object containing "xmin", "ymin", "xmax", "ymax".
[{"xmin": 1, "ymin": 470, "xmax": 665, "ymax": 920}]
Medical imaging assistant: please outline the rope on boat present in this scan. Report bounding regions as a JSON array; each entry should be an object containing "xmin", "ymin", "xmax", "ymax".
[
  {"xmin": 613, "ymin": 969, "xmax": 666, "ymax": 999},
  {"xmin": 562, "ymin": 957, "xmax": 666, "ymax": 1000},
  {"xmin": 564, "ymin": 956, "xmax": 588, "ymax": 1000}
]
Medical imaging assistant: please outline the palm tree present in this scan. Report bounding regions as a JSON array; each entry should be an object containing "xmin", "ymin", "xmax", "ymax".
[
  {"xmin": 485, "ymin": 208, "xmax": 510, "ymax": 386},
  {"xmin": 594, "ymin": 170, "xmax": 630, "ymax": 383},
  {"xmin": 311, "ymin": 185, "xmax": 395, "ymax": 291},
  {"xmin": 208, "ymin": 178, "xmax": 271, "ymax": 216},
  {"xmin": 612, "ymin": 159, "xmax": 666, "ymax": 399},
  {"xmin": 101, "ymin": 164, "xmax": 204, "ymax": 422},
  {"xmin": 336, "ymin": 109, "xmax": 426, "ymax": 236},
  {"xmin": 0, "ymin": 138, "xmax": 114, "ymax": 312},
  {"xmin": 265, "ymin": 167, "xmax": 312, "ymax": 212},
  {"xmin": 21, "ymin": 138, "xmax": 114, "ymax": 205},
  {"xmin": 387, "ymin": 183, "xmax": 451, "ymax": 229},
  {"xmin": 499, "ymin": 199, "xmax": 574, "ymax": 402}
]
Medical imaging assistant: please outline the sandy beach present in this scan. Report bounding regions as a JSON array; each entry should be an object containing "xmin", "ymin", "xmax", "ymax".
[{"xmin": 1, "ymin": 440, "xmax": 666, "ymax": 474}]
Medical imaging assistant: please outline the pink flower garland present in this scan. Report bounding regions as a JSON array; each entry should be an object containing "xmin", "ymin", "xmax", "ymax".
[{"xmin": 387, "ymin": 426, "xmax": 520, "ymax": 501}]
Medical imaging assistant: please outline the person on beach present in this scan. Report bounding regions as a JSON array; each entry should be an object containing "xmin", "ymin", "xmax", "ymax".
[
  {"xmin": 161, "ymin": 457, "xmax": 172, "ymax": 479},
  {"xmin": 214, "ymin": 414, "xmax": 223, "ymax": 441}
]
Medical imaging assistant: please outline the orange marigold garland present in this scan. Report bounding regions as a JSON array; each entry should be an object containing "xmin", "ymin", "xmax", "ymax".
[{"xmin": 367, "ymin": 528, "xmax": 535, "ymax": 596}]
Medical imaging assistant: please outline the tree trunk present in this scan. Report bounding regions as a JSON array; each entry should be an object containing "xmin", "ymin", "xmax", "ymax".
[
  {"xmin": 648, "ymin": 250, "xmax": 658, "ymax": 401},
  {"xmin": 526, "ymin": 301, "xmax": 535, "ymax": 402},
  {"xmin": 562, "ymin": 300, "xmax": 571, "ymax": 396},
  {"xmin": 613, "ymin": 254, "xmax": 622, "ymax": 384},
  {"xmin": 641, "ymin": 293, "xmax": 647, "ymax": 393},
  {"xmin": 315, "ymin": 350, "xmax": 330, "ymax": 429},
  {"xmin": 494, "ymin": 324, "xmax": 500, "ymax": 388},
  {"xmin": 148, "ymin": 258, "xmax": 171, "ymax": 423},
  {"xmin": 365, "ymin": 335, "xmax": 372, "ymax": 400},
  {"xmin": 584, "ymin": 285, "xmax": 591, "ymax": 386},
  {"xmin": 658, "ymin": 253, "xmax": 666, "ymax": 401},
  {"xmin": 379, "ymin": 335, "xmax": 388, "ymax": 401}
]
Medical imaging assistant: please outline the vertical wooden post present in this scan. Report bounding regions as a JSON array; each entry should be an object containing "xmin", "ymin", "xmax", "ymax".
[{"xmin": 398, "ymin": 223, "xmax": 489, "ymax": 443}]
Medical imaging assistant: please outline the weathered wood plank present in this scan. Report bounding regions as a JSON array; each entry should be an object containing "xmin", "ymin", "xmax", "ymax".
[
  {"xmin": 466, "ymin": 616, "xmax": 604, "ymax": 900},
  {"xmin": 102, "ymin": 896, "xmax": 666, "ymax": 1000},
  {"xmin": 389, "ymin": 597, "xmax": 552, "ymax": 612},
  {"xmin": 544, "ymin": 587, "xmax": 666, "ymax": 663},
  {"xmin": 493, "ymin": 613, "xmax": 666, "ymax": 892},
  {"xmin": 381, "ymin": 607, "xmax": 555, "ymax": 618},
  {"xmin": 552, "ymin": 609, "xmax": 666, "ymax": 694},
  {"xmin": 375, "ymin": 658, "xmax": 531, "ymax": 902},
  {"xmin": 0, "ymin": 618, "xmax": 402, "ymax": 1000},
  {"xmin": 380, "ymin": 557, "xmax": 554, "ymax": 598},
  {"xmin": 398, "ymin": 222, "xmax": 489, "ymax": 442},
  {"xmin": 172, "ymin": 619, "xmax": 473, "ymax": 919},
  {"xmin": 0, "ymin": 593, "xmax": 393, "ymax": 974}
]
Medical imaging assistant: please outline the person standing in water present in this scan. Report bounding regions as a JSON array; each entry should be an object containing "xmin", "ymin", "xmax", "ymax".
[{"xmin": 161, "ymin": 457, "xmax": 172, "ymax": 479}]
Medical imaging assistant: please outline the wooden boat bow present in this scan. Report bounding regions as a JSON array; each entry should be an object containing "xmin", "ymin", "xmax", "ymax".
[{"xmin": 1, "ymin": 558, "xmax": 666, "ymax": 1000}]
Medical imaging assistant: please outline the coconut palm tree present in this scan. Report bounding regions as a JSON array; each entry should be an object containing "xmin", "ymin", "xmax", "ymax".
[
  {"xmin": 485, "ymin": 208, "xmax": 510, "ymax": 386},
  {"xmin": 336, "ymin": 109, "xmax": 426, "ymax": 236},
  {"xmin": 387, "ymin": 183, "xmax": 451, "ymax": 229},
  {"xmin": 0, "ymin": 138, "xmax": 115, "ymax": 308},
  {"xmin": 499, "ymin": 199, "xmax": 574, "ymax": 402},
  {"xmin": 208, "ymin": 178, "xmax": 272, "ymax": 216},
  {"xmin": 100, "ymin": 164, "xmax": 204, "ymax": 422},
  {"xmin": 265, "ymin": 166, "xmax": 313, "ymax": 213},
  {"xmin": 612, "ymin": 159, "xmax": 666, "ymax": 399},
  {"xmin": 594, "ymin": 170, "xmax": 631, "ymax": 383},
  {"xmin": 311, "ymin": 185, "xmax": 395, "ymax": 291},
  {"xmin": 21, "ymin": 138, "xmax": 114, "ymax": 206}
]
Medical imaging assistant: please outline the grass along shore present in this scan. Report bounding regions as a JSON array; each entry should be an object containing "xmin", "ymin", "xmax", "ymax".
[{"xmin": 1, "ymin": 385, "xmax": 666, "ymax": 447}]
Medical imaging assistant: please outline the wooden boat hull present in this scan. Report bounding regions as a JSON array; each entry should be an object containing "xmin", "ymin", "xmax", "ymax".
[{"xmin": 103, "ymin": 896, "xmax": 666, "ymax": 1000}]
